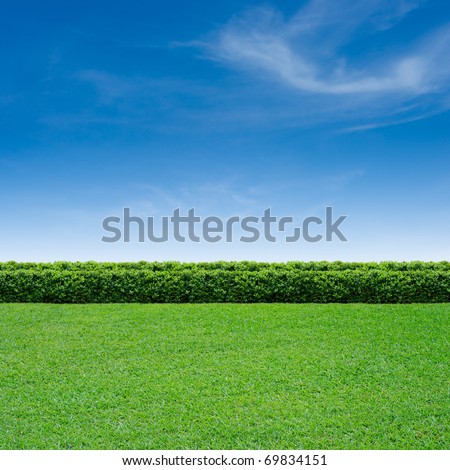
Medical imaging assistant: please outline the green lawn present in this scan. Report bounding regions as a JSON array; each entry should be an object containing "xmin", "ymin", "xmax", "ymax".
[{"xmin": 0, "ymin": 304, "xmax": 448, "ymax": 449}]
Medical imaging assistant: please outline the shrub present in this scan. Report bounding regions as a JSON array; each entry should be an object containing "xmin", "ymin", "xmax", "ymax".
[{"xmin": 0, "ymin": 261, "xmax": 449, "ymax": 303}]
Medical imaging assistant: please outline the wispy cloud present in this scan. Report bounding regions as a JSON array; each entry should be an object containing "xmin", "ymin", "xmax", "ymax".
[
  {"xmin": 134, "ymin": 178, "xmax": 260, "ymax": 216},
  {"xmin": 32, "ymin": 2, "xmax": 450, "ymax": 135},
  {"xmin": 39, "ymin": 71, "xmax": 223, "ymax": 133},
  {"xmin": 286, "ymin": 0, "xmax": 421, "ymax": 37},
  {"xmin": 75, "ymin": 70, "xmax": 139, "ymax": 104},
  {"xmin": 202, "ymin": 0, "xmax": 450, "ymax": 128}
]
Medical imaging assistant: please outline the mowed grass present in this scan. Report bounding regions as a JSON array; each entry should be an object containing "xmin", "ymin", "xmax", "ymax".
[{"xmin": 0, "ymin": 304, "xmax": 448, "ymax": 450}]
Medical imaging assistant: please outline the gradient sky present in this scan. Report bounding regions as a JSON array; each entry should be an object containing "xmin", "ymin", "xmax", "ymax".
[{"xmin": 1, "ymin": 0, "xmax": 450, "ymax": 262}]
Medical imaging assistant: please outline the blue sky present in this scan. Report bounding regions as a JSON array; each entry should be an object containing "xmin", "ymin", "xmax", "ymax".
[{"xmin": 1, "ymin": 0, "xmax": 450, "ymax": 261}]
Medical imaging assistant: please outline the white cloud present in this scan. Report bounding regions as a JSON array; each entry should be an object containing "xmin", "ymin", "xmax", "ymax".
[{"xmin": 203, "ymin": 0, "xmax": 450, "ymax": 128}]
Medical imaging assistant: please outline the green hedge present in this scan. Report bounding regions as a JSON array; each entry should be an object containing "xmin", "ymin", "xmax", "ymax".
[
  {"xmin": 0, "ymin": 262, "xmax": 449, "ymax": 303},
  {"xmin": 1, "ymin": 260, "xmax": 450, "ymax": 272}
]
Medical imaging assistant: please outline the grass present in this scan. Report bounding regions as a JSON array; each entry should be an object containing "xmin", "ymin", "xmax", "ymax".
[{"xmin": 0, "ymin": 303, "xmax": 448, "ymax": 449}]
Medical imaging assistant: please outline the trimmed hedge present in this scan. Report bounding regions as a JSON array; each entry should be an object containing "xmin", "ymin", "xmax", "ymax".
[
  {"xmin": 1, "ymin": 260, "xmax": 450, "ymax": 272},
  {"xmin": 0, "ymin": 262, "xmax": 449, "ymax": 303}
]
